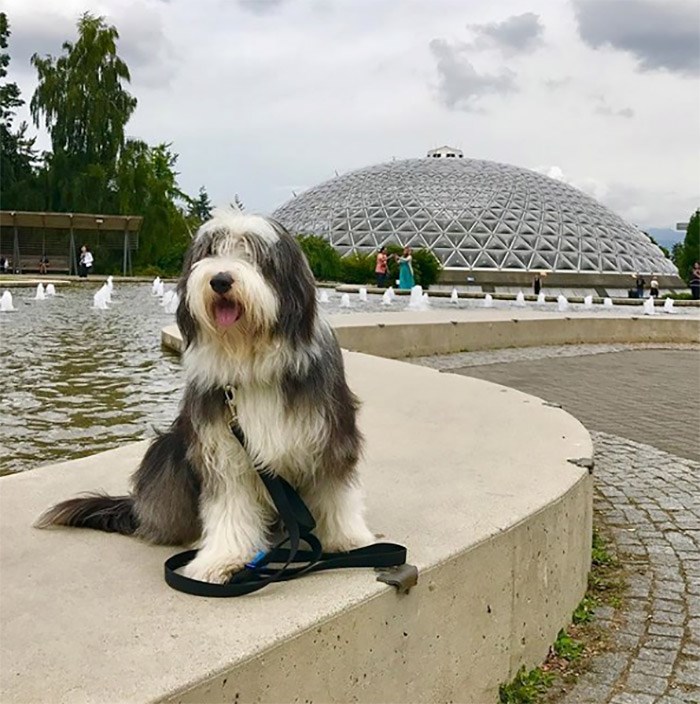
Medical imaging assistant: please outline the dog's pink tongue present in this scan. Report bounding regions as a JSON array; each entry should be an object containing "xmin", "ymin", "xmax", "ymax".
[{"xmin": 215, "ymin": 301, "xmax": 241, "ymax": 328}]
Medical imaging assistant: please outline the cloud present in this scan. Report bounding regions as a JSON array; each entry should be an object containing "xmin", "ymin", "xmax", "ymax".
[
  {"xmin": 429, "ymin": 38, "xmax": 517, "ymax": 111},
  {"xmin": 544, "ymin": 76, "xmax": 572, "ymax": 90},
  {"xmin": 572, "ymin": 0, "xmax": 700, "ymax": 76},
  {"xmin": 468, "ymin": 12, "xmax": 544, "ymax": 55},
  {"xmin": 5, "ymin": 3, "xmax": 176, "ymax": 87},
  {"xmin": 237, "ymin": 0, "xmax": 287, "ymax": 14},
  {"xmin": 593, "ymin": 97, "xmax": 635, "ymax": 118}
]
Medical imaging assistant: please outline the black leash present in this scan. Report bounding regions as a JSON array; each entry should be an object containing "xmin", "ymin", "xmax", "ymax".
[{"xmin": 164, "ymin": 389, "xmax": 413, "ymax": 598}]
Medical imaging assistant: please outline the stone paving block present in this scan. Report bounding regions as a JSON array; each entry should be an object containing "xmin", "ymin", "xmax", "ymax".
[
  {"xmin": 630, "ymin": 657, "xmax": 674, "ymax": 678},
  {"xmin": 648, "ymin": 623, "xmax": 685, "ymax": 638},
  {"xmin": 674, "ymin": 659, "xmax": 700, "ymax": 688},
  {"xmin": 645, "ymin": 635, "xmax": 684, "ymax": 651},
  {"xmin": 637, "ymin": 648, "xmax": 680, "ymax": 665},
  {"xmin": 624, "ymin": 672, "xmax": 669, "ymax": 696},
  {"xmin": 653, "ymin": 611, "xmax": 686, "ymax": 626},
  {"xmin": 653, "ymin": 598, "xmax": 684, "ymax": 612}
]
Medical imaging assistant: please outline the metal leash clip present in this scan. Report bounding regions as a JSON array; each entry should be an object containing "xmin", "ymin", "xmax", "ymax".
[{"xmin": 224, "ymin": 384, "xmax": 238, "ymax": 426}]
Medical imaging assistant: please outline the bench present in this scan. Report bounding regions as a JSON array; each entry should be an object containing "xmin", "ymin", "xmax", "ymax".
[{"xmin": 16, "ymin": 256, "xmax": 71, "ymax": 274}]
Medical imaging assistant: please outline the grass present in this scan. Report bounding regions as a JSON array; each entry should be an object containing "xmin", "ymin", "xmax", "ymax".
[
  {"xmin": 498, "ymin": 527, "xmax": 625, "ymax": 703},
  {"xmin": 500, "ymin": 667, "xmax": 554, "ymax": 704}
]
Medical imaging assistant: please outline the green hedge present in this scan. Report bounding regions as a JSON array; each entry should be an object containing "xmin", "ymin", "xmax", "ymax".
[{"xmin": 295, "ymin": 234, "xmax": 442, "ymax": 287}]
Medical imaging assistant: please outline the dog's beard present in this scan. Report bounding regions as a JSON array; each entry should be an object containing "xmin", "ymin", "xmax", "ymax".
[{"xmin": 186, "ymin": 256, "xmax": 278, "ymax": 341}]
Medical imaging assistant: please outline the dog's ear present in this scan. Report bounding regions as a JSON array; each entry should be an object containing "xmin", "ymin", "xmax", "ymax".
[
  {"xmin": 176, "ymin": 236, "xmax": 206, "ymax": 348},
  {"xmin": 263, "ymin": 222, "xmax": 317, "ymax": 347}
]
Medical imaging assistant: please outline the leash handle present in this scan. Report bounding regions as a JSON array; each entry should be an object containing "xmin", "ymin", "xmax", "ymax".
[{"xmin": 164, "ymin": 540, "xmax": 408, "ymax": 597}]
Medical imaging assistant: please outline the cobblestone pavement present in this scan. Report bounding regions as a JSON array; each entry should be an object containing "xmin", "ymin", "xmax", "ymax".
[
  {"xmin": 413, "ymin": 346, "xmax": 700, "ymax": 703},
  {"xmin": 564, "ymin": 432, "xmax": 700, "ymax": 704},
  {"xmin": 445, "ymin": 348, "xmax": 699, "ymax": 462}
]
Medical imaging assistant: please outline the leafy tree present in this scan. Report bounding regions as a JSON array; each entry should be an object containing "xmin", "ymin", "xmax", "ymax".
[
  {"xmin": 674, "ymin": 210, "xmax": 699, "ymax": 283},
  {"xmin": 30, "ymin": 12, "xmax": 136, "ymax": 211},
  {"xmin": 296, "ymin": 234, "xmax": 342, "ymax": 280}
]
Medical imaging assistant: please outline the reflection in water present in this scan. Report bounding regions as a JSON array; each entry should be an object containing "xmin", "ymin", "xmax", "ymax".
[{"xmin": 0, "ymin": 283, "xmax": 183, "ymax": 473}]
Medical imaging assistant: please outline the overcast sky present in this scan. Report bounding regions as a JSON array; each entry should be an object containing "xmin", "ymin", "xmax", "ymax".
[{"xmin": 4, "ymin": 0, "xmax": 700, "ymax": 229}]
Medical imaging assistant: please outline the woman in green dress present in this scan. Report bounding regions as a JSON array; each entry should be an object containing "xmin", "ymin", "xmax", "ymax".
[{"xmin": 397, "ymin": 246, "xmax": 415, "ymax": 289}]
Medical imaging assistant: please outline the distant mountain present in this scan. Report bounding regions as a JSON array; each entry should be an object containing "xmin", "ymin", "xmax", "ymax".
[{"xmin": 646, "ymin": 227, "xmax": 685, "ymax": 250}]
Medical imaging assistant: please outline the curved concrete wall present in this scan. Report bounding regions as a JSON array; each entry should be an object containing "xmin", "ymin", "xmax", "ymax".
[
  {"xmin": 324, "ymin": 309, "xmax": 700, "ymax": 359},
  {"xmin": 0, "ymin": 352, "xmax": 592, "ymax": 704}
]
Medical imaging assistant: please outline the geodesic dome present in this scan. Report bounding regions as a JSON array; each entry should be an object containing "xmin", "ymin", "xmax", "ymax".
[{"xmin": 272, "ymin": 156, "xmax": 676, "ymax": 276}]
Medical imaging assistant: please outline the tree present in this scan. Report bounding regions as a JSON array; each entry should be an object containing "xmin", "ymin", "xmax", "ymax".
[
  {"xmin": 674, "ymin": 210, "xmax": 699, "ymax": 283},
  {"xmin": 230, "ymin": 193, "xmax": 245, "ymax": 211},
  {"xmin": 0, "ymin": 12, "xmax": 42, "ymax": 209},
  {"xmin": 188, "ymin": 186, "xmax": 213, "ymax": 223},
  {"xmin": 30, "ymin": 12, "xmax": 136, "ymax": 211}
]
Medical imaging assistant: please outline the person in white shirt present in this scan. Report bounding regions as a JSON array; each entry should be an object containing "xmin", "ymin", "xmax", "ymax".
[
  {"xmin": 79, "ymin": 245, "xmax": 94, "ymax": 278},
  {"xmin": 649, "ymin": 276, "xmax": 659, "ymax": 298}
]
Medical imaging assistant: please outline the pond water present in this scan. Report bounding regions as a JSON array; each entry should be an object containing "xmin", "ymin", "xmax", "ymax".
[
  {"xmin": 1, "ymin": 281, "xmax": 690, "ymax": 473},
  {"xmin": 1, "ymin": 283, "xmax": 183, "ymax": 474}
]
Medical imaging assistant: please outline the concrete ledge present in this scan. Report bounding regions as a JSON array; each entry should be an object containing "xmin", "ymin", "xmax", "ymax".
[
  {"xmin": 1, "ymin": 352, "xmax": 592, "ymax": 704},
  {"xmin": 329, "ymin": 310, "xmax": 700, "ymax": 359},
  {"xmin": 163, "ymin": 310, "xmax": 700, "ymax": 360}
]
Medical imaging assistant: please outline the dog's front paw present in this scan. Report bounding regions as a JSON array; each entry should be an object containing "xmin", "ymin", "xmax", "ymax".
[
  {"xmin": 182, "ymin": 553, "xmax": 248, "ymax": 584},
  {"xmin": 322, "ymin": 525, "xmax": 376, "ymax": 553}
]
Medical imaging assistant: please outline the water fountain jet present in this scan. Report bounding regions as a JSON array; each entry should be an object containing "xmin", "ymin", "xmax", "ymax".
[{"xmin": 0, "ymin": 291, "xmax": 15, "ymax": 312}]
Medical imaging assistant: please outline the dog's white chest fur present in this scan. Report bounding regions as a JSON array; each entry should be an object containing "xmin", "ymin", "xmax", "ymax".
[{"xmin": 196, "ymin": 383, "xmax": 324, "ymax": 487}]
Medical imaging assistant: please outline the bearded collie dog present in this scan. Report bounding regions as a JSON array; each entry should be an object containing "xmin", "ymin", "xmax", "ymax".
[{"xmin": 37, "ymin": 210, "xmax": 374, "ymax": 584}]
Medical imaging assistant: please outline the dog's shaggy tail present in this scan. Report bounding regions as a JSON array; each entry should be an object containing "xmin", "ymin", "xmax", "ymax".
[{"xmin": 35, "ymin": 493, "xmax": 138, "ymax": 535}]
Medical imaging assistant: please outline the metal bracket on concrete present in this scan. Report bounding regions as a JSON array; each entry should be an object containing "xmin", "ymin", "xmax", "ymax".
[
  {"xmin": 543, "ymin": 401, "xmax": 563, "ymax": 409},
  {"xmin": 567, "ymin": 457, "xmax": 595, "ymax": 474},
  {"xmin": 376, "ymin": 564, "xmax": 419, "ymax": 594}
]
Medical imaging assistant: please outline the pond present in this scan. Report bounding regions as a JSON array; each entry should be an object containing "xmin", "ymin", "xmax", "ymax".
[
  {"xmin": 1, "ymin": 281, "xmax": 689, "ymax": 473},
  {"xmin": 1, "ymin": 282, "xmax": 183, "ymax": 474}
]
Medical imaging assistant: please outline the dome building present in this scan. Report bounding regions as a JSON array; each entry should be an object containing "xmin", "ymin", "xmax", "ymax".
[{"xmin": 272, "ymin": 148, "xmax": 682, "ymax": 293}]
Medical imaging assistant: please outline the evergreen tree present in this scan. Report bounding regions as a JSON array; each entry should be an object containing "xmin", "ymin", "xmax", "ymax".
[
  {"xmin": 188, "ymin": 186, "xmax": 213, "ymax": 223},
  {"xmin": 0, "ymin": 12, "xmax": 42, "ymax": 209}
]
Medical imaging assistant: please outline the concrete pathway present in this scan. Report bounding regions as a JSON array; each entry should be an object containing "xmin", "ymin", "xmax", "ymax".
[{"xmin": 425, "ymin": 345, "xmax": 700, "ymax": 703}]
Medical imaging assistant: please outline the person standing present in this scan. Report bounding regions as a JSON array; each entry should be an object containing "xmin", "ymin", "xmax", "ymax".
[
  {"xmin": 649, "ymin": 275, "xmax": 659, "ymax": 298},
  {"xmin": 533, "ymin": 274, "xmax": 541, "ymax": 295},
  {"xmin": 397, "ymin": 246, "xmax": 415, "ymax": 290},
  {"xmin": 79, "ymin": 245, "xmax": 94, "ymax": 278},
  {"xmin": 691, "ymin": 262, "xmax": 700, "ymax": 301},
  {"xmin": 635, "ymin": 274, "xmax": 645, "ymax": 299},
  {"xmin": 375, "ymin": 247, "xmax": 389, "ymax": 288}
]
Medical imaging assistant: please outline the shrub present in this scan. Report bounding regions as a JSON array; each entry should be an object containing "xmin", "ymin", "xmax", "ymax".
[
  {"xmin": 296, "ymin": 234, "xmax": 342, "ymax": 281},
  {"xmin": 340, "ymin": 252, "xmax": 375, "ymax": 284}
]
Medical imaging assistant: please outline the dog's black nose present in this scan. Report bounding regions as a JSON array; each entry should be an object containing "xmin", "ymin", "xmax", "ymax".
[{"xmin": 210, "ymin": 272, "xmax": 233, "ymax": 294}]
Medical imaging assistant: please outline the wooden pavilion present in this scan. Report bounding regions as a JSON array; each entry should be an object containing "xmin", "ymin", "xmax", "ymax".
[{"xmin": 0, "ymin": 211, "xmax": 143, "ymax": 275}]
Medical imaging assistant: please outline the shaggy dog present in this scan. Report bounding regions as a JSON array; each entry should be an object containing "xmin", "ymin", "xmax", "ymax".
[{"xmin": 37, "ymin": 210, "xmax": 374, "ymax": 584}]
